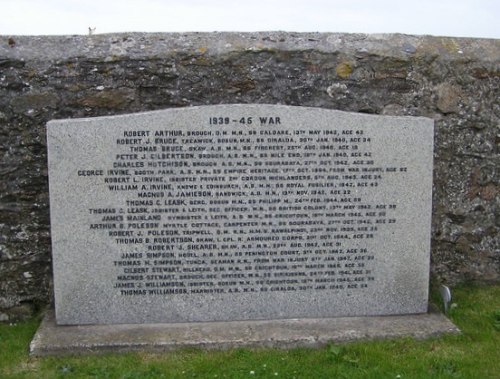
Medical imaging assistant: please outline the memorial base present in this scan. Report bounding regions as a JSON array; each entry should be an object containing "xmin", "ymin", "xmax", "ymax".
[{"xmin": 30, "ymin": 307, "xmax": 459, "ymax": 356}]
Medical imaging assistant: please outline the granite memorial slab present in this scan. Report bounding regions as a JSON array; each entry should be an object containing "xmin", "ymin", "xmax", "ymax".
[{"xmin": 47, "ymin": 104, "xmax": 434, "ymax": 325}]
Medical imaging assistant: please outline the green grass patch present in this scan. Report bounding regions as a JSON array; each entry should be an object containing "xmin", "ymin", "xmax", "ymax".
[{"xmin": 1, "ymin": 284, "xmax": 499, "ymax": 378}]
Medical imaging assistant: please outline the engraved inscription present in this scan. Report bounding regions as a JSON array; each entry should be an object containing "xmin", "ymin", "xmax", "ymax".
[
  {"xmin": 84, "ymin": 120, "xmax": 406, "ymax": 296},
  {"xmin": 48, "ymin": 105, "xmax": 433, "ymax": 324}
]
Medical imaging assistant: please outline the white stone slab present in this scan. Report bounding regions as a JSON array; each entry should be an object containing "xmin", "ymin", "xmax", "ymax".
[{"xmin": 47, "ymin": 104, "xmax": 434, "ymax": 325}]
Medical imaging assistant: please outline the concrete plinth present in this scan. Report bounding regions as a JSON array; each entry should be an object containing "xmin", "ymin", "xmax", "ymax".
[{"xmin": 30, "ymin": 307, "xmax": 459, "ymax": 356}]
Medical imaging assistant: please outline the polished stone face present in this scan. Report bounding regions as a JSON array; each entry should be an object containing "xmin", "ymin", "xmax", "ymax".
[{"xmin": 47, "ymin": 104, "xmax": 433, "ymax": 325}]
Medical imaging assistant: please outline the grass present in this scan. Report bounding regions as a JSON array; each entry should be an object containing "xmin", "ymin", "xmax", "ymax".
[{"xmin": 1, "ymin": 284, "xmax": 499, "ymax": 378}]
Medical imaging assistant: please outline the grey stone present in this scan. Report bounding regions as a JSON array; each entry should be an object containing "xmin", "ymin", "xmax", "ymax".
[
  {"xmin": 29, "ymin": 308, "xmax": 460, "ymax": 356},
  {"xmin": 1, "ymin": 303, "xmax": 34, "ymax": 322},
  {"xmin": 10, "ymin": 92, "xmax": 60, "ymax": 113},
  {"xmin": 0, "ymin": 32, "xmax": 498, "ymax": 320},
  {"xmin": 47, "ymin": 105, "xmax": 433, "ymax": 325},
  {"xmin": 402, "ymin": 43, "xmax": 417, "ymax": 54}
]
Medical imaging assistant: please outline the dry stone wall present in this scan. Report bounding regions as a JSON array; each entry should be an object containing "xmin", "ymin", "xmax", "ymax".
[{"xmin": 0, "ymin": 33, "xmax": 498, "ymax": 321}]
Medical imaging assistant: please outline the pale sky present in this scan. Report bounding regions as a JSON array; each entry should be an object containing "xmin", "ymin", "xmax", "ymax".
[{"xmin": 1, "ymin": 0, "xmax": 499, "ymax": 38}]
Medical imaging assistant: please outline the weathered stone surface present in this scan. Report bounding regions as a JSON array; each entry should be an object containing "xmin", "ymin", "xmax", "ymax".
[
  {"xmin": 0, "ymin": 32, "xmax": 499, "ymax": 319},
  {"xmin": 30, "ymin": 308, "xmax": 460, "ymax": 356},
  {"xmin": 47, "ymin": 105, "xmax": 433, "ymax": 324},
  {"xmin": 435, "ymin": 83, "xmax": 463, "ymax": 114}
]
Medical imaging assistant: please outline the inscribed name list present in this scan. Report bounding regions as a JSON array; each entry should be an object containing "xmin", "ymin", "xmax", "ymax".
[{"xmin": 47, "ymin": 105, "xmax": 434, "ymax": 325}]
